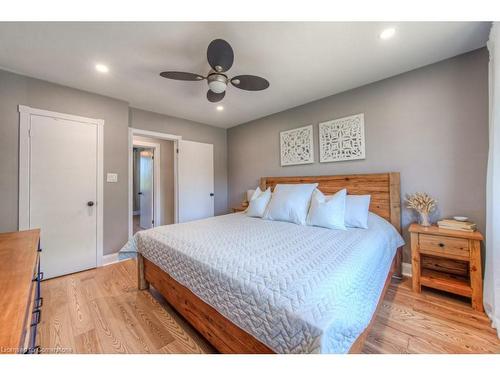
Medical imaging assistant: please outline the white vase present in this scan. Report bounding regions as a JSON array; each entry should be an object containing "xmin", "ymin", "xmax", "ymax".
[{"xmin": 420, "ymin": 212, "xmax": 431, "ymax": 227}]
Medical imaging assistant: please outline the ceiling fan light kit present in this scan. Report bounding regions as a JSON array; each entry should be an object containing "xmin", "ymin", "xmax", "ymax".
[
  {"xmin": 160, "ymin": 38, "xmax": 269, "ymax": 103},
  {"xmin": 207, "ymin": 73, "xmax": 228, "ymax": 93}
]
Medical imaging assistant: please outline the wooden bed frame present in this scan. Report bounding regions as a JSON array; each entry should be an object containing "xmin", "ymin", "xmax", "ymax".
[{"xmin": 138, "ymin": 172, "xmax": 402, "ymax": 354}]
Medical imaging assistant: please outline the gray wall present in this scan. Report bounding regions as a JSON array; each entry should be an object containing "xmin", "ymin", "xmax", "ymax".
[
  {"xmin": 0, "ymin": 49, "xmax": 489, "ymax": 261},
  {"xmin": 227, "ymin": 48, "xmax": 489, "ymax": 262},
  {"xmin": 0, "ymin": 69, "xmax": 130, "ymax": 255},
  {"xmin": 129, "ymin": 108, "xmax": 228, "ymax": 216},
  {"xmin": 0, "ymin": 69, "xmax": 229, "ymax": 255}
]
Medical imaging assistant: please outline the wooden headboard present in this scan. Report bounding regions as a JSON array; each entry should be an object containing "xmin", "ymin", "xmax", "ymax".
[{"xmin": 260, "ymin": 172, "xmax": 401, "ymax": 233}]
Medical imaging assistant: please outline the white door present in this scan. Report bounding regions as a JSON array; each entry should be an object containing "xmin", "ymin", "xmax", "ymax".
[
  {"xmin": 139, "ymin": 149, "xmax": 154, "ymax": 229},
  {"xmin": 177, "ymin": 140, "xmax": 214, "ymax": 223},
  {"xmin": 29, "ymin": 115, "xmax": 98, "ymax": 279}
]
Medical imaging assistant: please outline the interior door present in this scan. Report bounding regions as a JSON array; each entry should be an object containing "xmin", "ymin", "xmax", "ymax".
[
  {"xmin": 139, "ymin": 149, "xmax": 154, "ymax": 229},
  {"xmin": 178, "ymin": 140, "xmax": 214, "ymax": 223},
  {"xmin": 29, "ymin": 114, "xmax": 98, "ymax": 279}
]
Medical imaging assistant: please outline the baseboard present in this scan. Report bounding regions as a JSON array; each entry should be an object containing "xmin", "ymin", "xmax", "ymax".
[
  {"xmin": 102, "ymin": 252, "xmax": 122, "ymax": 266},
  {"xmin": 402, "ymin": 262, "xmax": 412, "ymax": 277}
]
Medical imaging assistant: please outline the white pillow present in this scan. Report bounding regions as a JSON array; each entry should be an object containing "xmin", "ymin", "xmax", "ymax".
[
  {"xmin": 246, "ymin": 187, "xmax": 271, "ymax": 218},
  {"xmin": 246, "ymin": 189, "xmax": 256, "ymax": 202},
  {"xmin": 307, "ymin": 189, "xmax": 347, "ymax": 230},
  {"xmin": 264, "ymin": 183, "xmax": 318, "ymax": 225},
  {"xmin": 345, "ymin": 194, "xmax": 371, "ymax": 229}
]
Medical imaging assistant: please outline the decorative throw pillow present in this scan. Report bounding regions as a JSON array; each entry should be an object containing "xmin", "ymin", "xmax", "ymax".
[
  {"xmin": 345, "ymin": 194, "xmax": 371, "ymax": 229},
  {"xmin": 246, "ymin": 187, "xmax": 272, "ymax": 218},
  {"xmin": 307, "ymin": 189, "xmax": 347, "ymax": 230},
  {"xmin": 264, "ymin": 183, "xmax": 318, "ymax": 225}
]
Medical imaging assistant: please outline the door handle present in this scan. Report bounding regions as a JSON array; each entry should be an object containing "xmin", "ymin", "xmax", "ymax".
[
  {"xmin": 138, "ymin": 192, "xmax": 143, "ymax": 195},
  {"xmin": 209, "ymin": 193, "xmax": 214, "ymax": 197},
  {"xmin": 87, "ymin": 201, "xmax": 94, "ymax": 207}
]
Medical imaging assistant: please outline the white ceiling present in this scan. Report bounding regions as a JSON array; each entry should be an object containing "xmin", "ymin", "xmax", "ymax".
[{"xmin": 0, "ymin": 22, "xmax": 490, "ymax": 128}]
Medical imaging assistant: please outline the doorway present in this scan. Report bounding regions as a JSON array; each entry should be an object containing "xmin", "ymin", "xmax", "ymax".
[
  {"xmin": 133, "ymin": 146, "xmax": 155, "ymax": 233},
  {"xmin": 128, "ymin": 128, "xmax": 216, "ymax": 239},
  {"xmin": 131, "ymin": 132, "xmax": 178, "ymax": 236}
]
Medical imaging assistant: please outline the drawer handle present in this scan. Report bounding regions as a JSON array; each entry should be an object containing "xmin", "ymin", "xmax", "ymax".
[
  {"xmin": 31, "ymin": 308, "xmax": 42, "ymax": 327},
  {"xmin": 32, "ymin": 271, "xmax": 44, "ymax": 282},
  {"xmin": 25, "ymin": 345, "xmax": 41, "ymax": 355},
  {"xmin": 438, "ymin": 243, "xmax": 445, "ymax": 248},
  {"xmin": 35, "ymin": 297, "xmax": 43, "ymax": 309}
]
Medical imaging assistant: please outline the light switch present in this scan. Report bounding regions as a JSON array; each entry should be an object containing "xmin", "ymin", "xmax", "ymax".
[{"xmin": 107, "ymin": 173, "xmax": 118, "ymax": 183}]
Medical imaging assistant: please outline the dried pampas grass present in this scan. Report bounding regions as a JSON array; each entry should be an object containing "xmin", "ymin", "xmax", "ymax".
[{"xmin": 405, "ymin": 192, "xmax": 437, "ymax": 214}]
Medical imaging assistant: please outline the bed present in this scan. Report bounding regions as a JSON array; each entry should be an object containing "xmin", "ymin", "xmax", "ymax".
[{"xmin": 135, "ymin": 173, "xmax": 404, "ymax": 353}]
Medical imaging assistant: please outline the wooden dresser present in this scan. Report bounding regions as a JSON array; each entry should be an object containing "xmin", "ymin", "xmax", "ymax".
[{"xmin": 0, "ymin": 229, "xmax": 42, "ymax": 354}]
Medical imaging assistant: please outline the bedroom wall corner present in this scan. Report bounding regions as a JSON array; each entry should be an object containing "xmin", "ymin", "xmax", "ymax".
[{"xmin": 227, "ymin": 48, "xmax": 489, "ymax": 263}]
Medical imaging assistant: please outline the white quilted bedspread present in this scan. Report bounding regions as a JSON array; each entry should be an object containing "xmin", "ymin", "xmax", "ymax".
[{"xmin": 132, "ymin": 212, "xmax": 404, "ymax": 353}]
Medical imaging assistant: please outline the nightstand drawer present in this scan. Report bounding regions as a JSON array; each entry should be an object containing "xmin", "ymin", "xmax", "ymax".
[{"xmin": 419, "ymin": 234, "xmax": 469, "ymax": 259}]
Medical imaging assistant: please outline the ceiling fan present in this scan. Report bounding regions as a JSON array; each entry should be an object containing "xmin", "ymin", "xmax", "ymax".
[{"xmin": 159, "ymin": 39, "xmax": 270, "ymax": 103}]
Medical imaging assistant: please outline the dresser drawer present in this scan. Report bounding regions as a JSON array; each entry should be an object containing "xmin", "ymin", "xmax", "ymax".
[
  {"xmin": 419, "ymin": 234, "xmax": 469, "ymax": 259},
  {"xmin": 0, "ymin": 229, "xmax": 41, "ymax": 354},
  {"xmin": 19, "ymin": 252, "xmax": 42, "ymax": 353}
]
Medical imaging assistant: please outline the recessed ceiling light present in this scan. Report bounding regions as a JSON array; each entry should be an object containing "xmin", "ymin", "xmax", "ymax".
[
  {"xmin": 379, "ymin": 28, "xmax": 396, "ymax": 40},
  {"xmin": 95, "ymin": 64, "xmax": 109, "ymax": 73},
  {"xmin": 216, "ymin": 105, "xmax": 224, "ymax": 111}
]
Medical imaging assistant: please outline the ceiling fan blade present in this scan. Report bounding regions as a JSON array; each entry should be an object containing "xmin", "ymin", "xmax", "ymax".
[
  {"xmin": 207, "ymin": 39, "xmax": 234, "ymax": 72},
  {"xmin": 230, "ymin": 75, "xmax": 269, "ymax": 91},
  {"xmin": 207, "ymin": 90, "xmax": 225, "ymax": 103},
  {"xmin": 160, "ymin": 71, "xmax": 205, "ymax": 81}
]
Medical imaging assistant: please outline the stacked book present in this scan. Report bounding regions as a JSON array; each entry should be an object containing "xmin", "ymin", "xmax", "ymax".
[{"xmin": 437, "ymin": 219, "xmax": 477, "ymax": 232}]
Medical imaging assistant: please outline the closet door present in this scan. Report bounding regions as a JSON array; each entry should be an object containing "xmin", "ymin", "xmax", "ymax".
[
  {"xmin": 177, "ymin": 140, "xmax": 214, "ymax": 223},
  {"xmin": 29, "ymin": 114, "xmax": 99, "ymax": 279}
]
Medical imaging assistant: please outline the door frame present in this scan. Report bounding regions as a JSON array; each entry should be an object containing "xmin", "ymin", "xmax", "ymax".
[
  {"xmin": 128, "ymin": 128, "xmax": 181, "ymax": 239},
  {"xmin": 132, "ymin": 139, "xmax": 160, "ymax": 230},
  {"xmin": 18, "ymin": 105, "xmax": 104, "ymax": 266}
]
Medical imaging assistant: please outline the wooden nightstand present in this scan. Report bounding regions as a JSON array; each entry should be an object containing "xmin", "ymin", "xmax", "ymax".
[
  {"xmin": 409, "ymin": 223, "xmax": 484, "ymax": 311},
  {"xmin": 232, "ymin": 206, "xmax": 246, "ymax": 213}
]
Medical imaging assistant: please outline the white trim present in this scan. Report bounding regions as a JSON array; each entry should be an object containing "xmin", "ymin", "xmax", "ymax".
[
  {"xmin": 18, "ymin": 105, "xmax": 105, "ymax": 268},
  {"xmin": 18, "ymin": 109, "xmax": 30, "ymax": 230},
  {"xmin": 173, "ymin": 142, "xmax": 179, "ymax": 224},
  {"xmin": 133, "ymin": 139, "xmax": 161, "ymax": 229},
  {"xmin": 101, "ymin": 252, "xmax": 128, "ymax": 266},
  {"xmin": 96, "ymin": 119, "xmax": 104, "ymax": 267},
  {"xmin": 128, "ymin": 128, "xmax": 181, "ymax": 239},
  {"xmin": 128, "ymin": 131, "xmax": 134, "ymax": 238},
  {"xmin": 19, "ymin": 105, "xmax": 104, "ymax": 125},
  {"xmin": 130, "ymin": 127, "xmax": 182, "ymax": 141},
  {"xmin": 402, "ymin": 262, "xmax": 412, "ymax": 277}
]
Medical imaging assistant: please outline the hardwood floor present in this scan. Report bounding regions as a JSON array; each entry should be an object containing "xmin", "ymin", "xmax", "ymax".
[
  {"xmin": 39, "ymin": 259, "xmax": 500, "ymax": 354},
  {"xmin": 39, "ymin": 259, "xmax": 215, "ymax": 353},
  {"xmin": 363, "ymin": 278, "xmax": 499, "ymax": 353}
]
